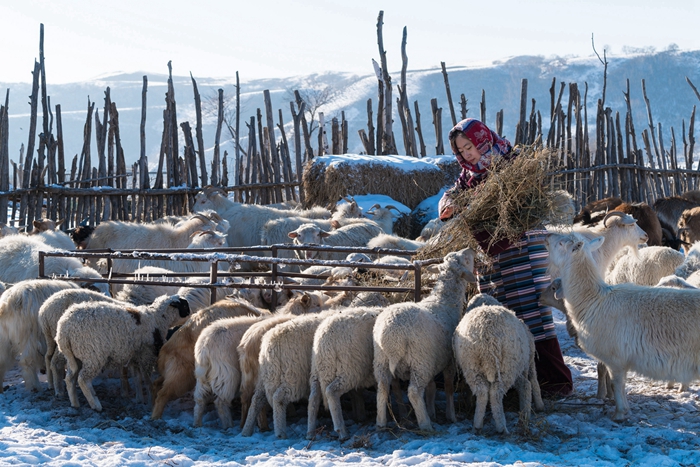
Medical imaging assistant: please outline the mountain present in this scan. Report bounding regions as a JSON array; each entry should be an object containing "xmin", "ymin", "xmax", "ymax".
[{"xmin": 2, "ymin": 49, "xmax": 699, "ymax": 176}]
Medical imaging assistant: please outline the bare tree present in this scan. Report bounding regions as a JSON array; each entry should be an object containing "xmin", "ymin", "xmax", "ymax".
[{"xmin": 285, "ymin": 78, "xmax": 339, "ymax": 139}]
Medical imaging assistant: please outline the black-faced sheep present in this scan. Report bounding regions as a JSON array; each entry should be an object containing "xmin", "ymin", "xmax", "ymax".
[{"xmin": 57, "ymin": 295, "xmax": 191, "ymax": 411}]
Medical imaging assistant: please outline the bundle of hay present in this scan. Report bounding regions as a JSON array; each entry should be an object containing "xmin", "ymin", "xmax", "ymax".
[
  {"xmin": 417, "ymin": 146, "xmax": 566, "ymax": 261},
  {"xmin": 301, "ymin": 155, "xmax": 461, "ymax": 210}
]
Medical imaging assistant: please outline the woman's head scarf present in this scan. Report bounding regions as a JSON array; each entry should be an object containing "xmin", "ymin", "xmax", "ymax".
[{"xmin": 448, "ymin": 118, "xmax": 512, "ymax": 176}]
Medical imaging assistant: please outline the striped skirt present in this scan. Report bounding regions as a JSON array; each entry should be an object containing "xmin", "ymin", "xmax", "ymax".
[{"xmin": 477, "ymin": 230, "xmax": 556, "ymax": 342}]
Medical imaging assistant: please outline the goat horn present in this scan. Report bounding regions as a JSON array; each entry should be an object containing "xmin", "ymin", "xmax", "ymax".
[
  {"xmin": 602, "ymin": 211, "xmax": 625, "ymax": 228},
  {"xmin": 367, "ymin": 203, "xmax": 381, "ymax": 213},
  {"xmin": 202, "ymin": 185, "xmax": 226, "ymax": 197},
  {"xmin": 384, "ymin": 205, "xmax": 401, "ymax": 213}
]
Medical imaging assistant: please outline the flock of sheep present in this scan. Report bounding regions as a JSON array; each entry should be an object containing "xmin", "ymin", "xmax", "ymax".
[{"xmin": 2, "ymin": 186, "xmax": 700, "ymax": 440}]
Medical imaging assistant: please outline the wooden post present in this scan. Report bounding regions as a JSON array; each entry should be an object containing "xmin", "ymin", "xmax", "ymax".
[
  {"xmin": 372, "ymin": 59, "xmax": 385, "ymax": 155},
  {"xmin": 414, "ymin": 101, "xmax": 426, "ymax": 158},
  {"xmin": 290, "ymin": 100, "xmax": 306, "ymax": 186},
  {"xmin": 263, "ymin": 89, "xmax": 282, "ymax": 201},
  {"xmin": 365, "ymin": 99, "xmax": 375, "ymax": 155},
  {"xmin": 516, "ymin": 79, "xmax": 528, "ymax": 145},
  {"xmin": 191, "ymin": 73, "xmax": 208, "ymax": 187},
  {"xmin": 376, "ymin": 11, "xmax": 396, "ymax": 155},
  {"xmin": 441, "ymin": 61, "xmax": 457, "ymax": 126},
  {"xmin": 431, "ymin": 98, "xmax": 444, "ymax": 155}
]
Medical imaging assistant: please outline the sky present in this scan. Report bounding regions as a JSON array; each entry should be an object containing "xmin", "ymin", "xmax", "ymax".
[{"xmin": 1, "ymin": 0, "xmax": 699, "ymax": 84}]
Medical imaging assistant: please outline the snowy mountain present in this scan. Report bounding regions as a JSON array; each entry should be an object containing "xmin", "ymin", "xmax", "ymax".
[{"xmin": 2, "ymin": 49, "xmax": 699, "ymax": 173}]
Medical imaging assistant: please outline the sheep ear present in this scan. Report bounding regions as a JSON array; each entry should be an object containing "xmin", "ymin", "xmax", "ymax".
[
  {"xmin": 32, "ymin": 220, "xmax": 41, "ymax": 229},
  {"xmin": 464, "ymin": 269, "xmax": 477, "ymax": 283},
  {"xmin": 588, "ymin": 236, "xmax": 605, "ymax": 251},
  {"xmin": 288, "ymin": 232, "xmax": 298, "ymax": 239},
  {"xmin": 56, "ymin": 218, "xmax": 65, "ymax": 227},
  {"xmin": 330, "ymin": 220, "xmax": 341, "ymax": 229},
  {"xmin": 320, "ymin": 230, "xmax": 332, "ymax": 238},
  {"xmin": 301, "ymin": 293, "xmax": 310, "ymax": 305}
]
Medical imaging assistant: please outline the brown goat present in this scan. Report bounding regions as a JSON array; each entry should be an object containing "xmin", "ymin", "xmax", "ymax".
[
  {"xmin": 653, "ymin": 197, "xmax": 700, "ymax": 249},
  {"xmin": 573, "ymin": 197, "xmax": 623, "ymax": 225},
  {"xmin": 678, "ymin": 206, "xmax": 700, "ymax": 247}
]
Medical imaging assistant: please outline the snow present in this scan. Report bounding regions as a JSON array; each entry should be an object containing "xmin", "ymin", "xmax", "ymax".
[
  {"xmin": 2, "ymin": 304, "xmax": 700, "ymax": 466},
  {"xmin": 2, "ymin": 190, "xmax": 700, "ymax": 466},
  {"xmin": 317, "ymin": 154, "xmax": 454, "ymax": 173}
]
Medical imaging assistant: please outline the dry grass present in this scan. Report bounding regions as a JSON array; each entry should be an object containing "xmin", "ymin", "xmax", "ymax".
[{"xmin": 417, "ymin": 146, "xmax": 566, "ymax": 261}]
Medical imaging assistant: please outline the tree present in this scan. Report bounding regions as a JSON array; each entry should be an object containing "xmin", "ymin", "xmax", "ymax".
[{"xmin": 285, "ymin": 77, "xmax": 339, "ymax": 139}]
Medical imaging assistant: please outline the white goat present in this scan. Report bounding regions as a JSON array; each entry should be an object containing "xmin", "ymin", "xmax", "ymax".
[
  {"xmin": 373, "ymin": 248, "xmax": 477, "ymax": 431},
  {"xmin": 454, "ymin": 294, "xmax": 544, "ymax": 434},
  {"xmin": 547, "ymin": 232, "xmax": 700, "ymax": 420},
  {"xmin": 0, "ymin": 279, "xmax": 80, "ymax": 392},
  {"xmin": 58, "ymin": 295, "xmax": 191, "ymax": 411},
  {"xmin": 606, "ymin": 246, "xmax": 685, "ymax": 286}
]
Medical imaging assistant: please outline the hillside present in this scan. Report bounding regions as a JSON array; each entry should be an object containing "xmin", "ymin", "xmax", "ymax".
[{"xmin": 2, "ymin": 49, "xmax": 699, "ymax": 174}]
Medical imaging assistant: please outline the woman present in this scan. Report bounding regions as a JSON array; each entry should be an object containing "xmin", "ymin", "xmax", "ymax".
[{"xmin": 439, "ymin": 118, "xmax": 573, "ymax": 397}]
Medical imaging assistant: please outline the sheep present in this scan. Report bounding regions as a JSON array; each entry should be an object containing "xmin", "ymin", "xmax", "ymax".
[
  {"xmin": 453, "ymin": 294, "xmax": 544, "ymax": 434},
  {"xmin": 0, "ymin": 279, "xmax": 81, "ymax": 392},
  {"xmin": 193, "ymin": 314, "xmax": 263, "ymax": 428},
  {"xmin": 38, "ymin": 288, "xmax": 128, "ymax": 395},
  {"xmin": 57, "ymin": 294, "xmax": 191, "ymax": 411},
  {"xmin": 306, "ymin": 306, "xmax": 384, "ymax": 440},
  {"xmin": 0, "ymin": 234, "xmax": 110, "ymax": 295},
  {"xmin": 237, "ymin": 291, "xmax": 329, "ymax": 431},
  {"xmin": 373, "ymin": 248, "xmax": 477, "ymax": 431},
  {"xmin": 367, "ymin": 234, "xmax": 425, "ymax": 256},
  {"xmin": 0, "ymin": 223, "xmax": 19, "ymax": 238},
  {"xmin": 150, "ymin": 298, "xmax": 268, "ymax": 420},
  {"xmin": 240, "ymin": 307, "xmax": 340, "ymax": 438},
  {"xmin": 287, "ymin": 222, "xmax": 384, "ymax": 261},
  {"xmin": 606, "ymin": 246, "xmax": 685, "ymax": 286},
  {"xmin": 547, "ymin": 232, "xmax": 700, "ymax": 420},
  {"xmin": 416, "ymin": 218, "xmax": 444, "ymax": 242},
  {"xmin": 192, "ymin": 186, "xmax": 330, "ymax": 251},
  {"xmin": 674, "ymin": 241, "xmax": 700, "ymax": 279},
  {"xmin": 115, "ymin": 266, "xmax": 182, "ymax": 306}
]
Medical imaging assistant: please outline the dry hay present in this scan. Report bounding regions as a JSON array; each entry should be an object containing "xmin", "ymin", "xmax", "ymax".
[
  {"xmin": 301, "ymin": 157, "xmax": 461, "ymax": 210},
  {"xmin": 417, "ymin": 146, "xmax": 566, "ymax": 262}
]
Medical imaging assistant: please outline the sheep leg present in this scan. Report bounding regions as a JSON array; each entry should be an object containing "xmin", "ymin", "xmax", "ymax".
[
  {"xmin": 131, "ymin": 366, "xmax": 146, "ymax": 404},
  {"xmin": 214, "ymin": 396, "xmax": 234, "ymax": 430},
  {"xmin": 324, "ymin": 378, "xmax": 349, "ymax": 440},
  {"xmin": 0, "ymin": 340, "xmax": 13, "ymax": 394},
  {"xmin": 193, "ymin": 378, "xmax": 212, "ymax": 428},
  {"xmin": 489, "ymin": 382, "xmax": 509, "ymax": 435},
  {"xmin": 425, "ymin": 380, "xmax": 436, "ymax": 419},
  {"xmin": 374, "ymin": 365, "xmax": 392, "ymax": 428},
  {"xmin": 120, "ymin": 366, "xmax": 131, "ymax": 398},
  {"xmin": 529, "ymin": 361, "xmax": 545, "ymax": 411},
  {"xmin": 241, "ymin": 384, "xmax": 267, "ymax": 436},
  {"xmin": 443, "ymin": 365, "xmax": 456, "ymax": 423},
  {"xmin": 18, "ymin": 349, "xmax": 41, "ymax": 392},
  {"xmin": 272, "ymin": 385, "xmax": 290, "ymax": 439},
  {"xmin": 51, "ymin": 352, "xmax": 67, "ymax": 397},
  {"xmin": 407, "ymin": 375, "xmax": 432, "ymax": 432},
  {"xmin": 472, "ymin": 376, "xmax": 489, "ymax": 433},
  {"xmin": 44, "ymin": 341, "xmax": 56, "ymax": 391},
  {"xmin": 306, "ymin": 377, "xmax": 322, "ymax": 440},
  {"xmin": 596, "ymin": 361, "xmax": 614, "ymax": 399},
  {"xmin": 63, "ymin": 352, "xmax": 81, "ymax": 408},
  {"xmin": 76, "ymin": 363, "xmax": 102, "ymax": 412},
  {"xmin": 515, "ymin": 374, "xmax": 532, "ymax": 423},
  {"xmin": 608, "ymin": 368, "xmax": 629, "ymax": 421},
  {"xmin": 152, "ymin": 381, "xmax": 181, "ymax": 420}
]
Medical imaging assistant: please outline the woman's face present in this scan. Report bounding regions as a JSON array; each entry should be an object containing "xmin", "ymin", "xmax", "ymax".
[{"xmin": 454, "ymin": 134, "xmax": 481, "ymax": 165}]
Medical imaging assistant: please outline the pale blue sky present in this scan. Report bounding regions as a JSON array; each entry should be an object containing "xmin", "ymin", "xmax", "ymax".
[{"xmin": 1, "ymin": 0, "xmax": 698, "ymax": 84}]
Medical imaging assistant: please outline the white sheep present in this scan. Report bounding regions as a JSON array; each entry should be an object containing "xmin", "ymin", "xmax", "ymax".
[
  {"xmin": 547, "ymin": 232, "xmax": 700, "ymax": 420},
  {"xmin": 237, "ymin": 292, "xmax": 329, "ymax": 431},
  {"xmin": 240, "ymin": 308, "xmax": 339, "ymax": 438},
  {"xmin": 366, "ymin": 233, "xmax": 425, "ymax": 254},
  {"xmin": 0, "ymin": 234, "xmax": 110, "ymax": 295},
  {"xmin": 606, "ymin": 246, "xmax": 685, "ymax": 286},
  {"xmin": 57, "ymin": 294, "xmax": 191, "ymax": 411},
  {"xmin": 373, "ymin": 248, "xmax": 477, "ymax": 431},
  {"xmin": 150, "ymin": 298, "xmax": 268, "ymax": 420},
  {"xmin": 674, "ymin": 241, "xmax": 700, "ymax": 278},
  {"xmin": 417, "ymin": 218, "xmax": 444, "ymax": 242},
  {"xmin": 115, "ymin": 266, "xmax": 182, "ymax": 306},
  {"xmin": 306, "ymin": 306, "xmax": 384, "ymax": 440},
  {"xmin": 0, "ymin": 223, "xmax": 19, "ymax": 238},
  {"xmin": 193, "ymin": 314, "xmax": 263, "ymax": 428},
  {"xmin": 38, "ymin": 288, "xmax": 127, "ymax": 395},
  {"xmin": 0, "ymin": 279, "xmax": 81, "ymax": 392},
  {"xmin": 453, "ymin": 294, "xmax": 544, "ymax": 434},
  {"xmin": 287, "ymin": 222, "xmax": 384, "ymax": 261}
]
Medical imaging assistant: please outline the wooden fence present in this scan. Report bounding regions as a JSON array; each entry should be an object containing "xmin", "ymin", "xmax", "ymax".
[{"xmin": 1, "ymin": 21, "xmax": 699, "ymax": 233}]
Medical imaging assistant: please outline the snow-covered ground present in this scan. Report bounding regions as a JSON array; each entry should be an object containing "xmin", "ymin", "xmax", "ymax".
[{"xmin": 1, "ymin": 304, "xmax": 699, "ymax": 467}]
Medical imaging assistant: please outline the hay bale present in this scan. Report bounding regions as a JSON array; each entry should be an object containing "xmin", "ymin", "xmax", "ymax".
[
  {"xmin": 301, "ymin": 155, "xmax": 460, "ymax": 210},
  {"xmin": 417, "ymin": 146, "xmax": 566, "ymax": 260}
]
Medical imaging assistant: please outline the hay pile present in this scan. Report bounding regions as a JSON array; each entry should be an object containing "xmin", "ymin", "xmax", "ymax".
[
  {"xmin": 417, "ymin": 146, "xmax": 566, "ymax": 261},
  {"xmin": 301, "ymin": 156, "xmax": 461, "ymax": 210}
]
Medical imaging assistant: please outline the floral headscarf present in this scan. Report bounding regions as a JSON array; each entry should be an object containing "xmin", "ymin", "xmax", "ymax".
[{"xmin": 448, "ymin": 118, "xmax": 513, "ymax": 176}]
